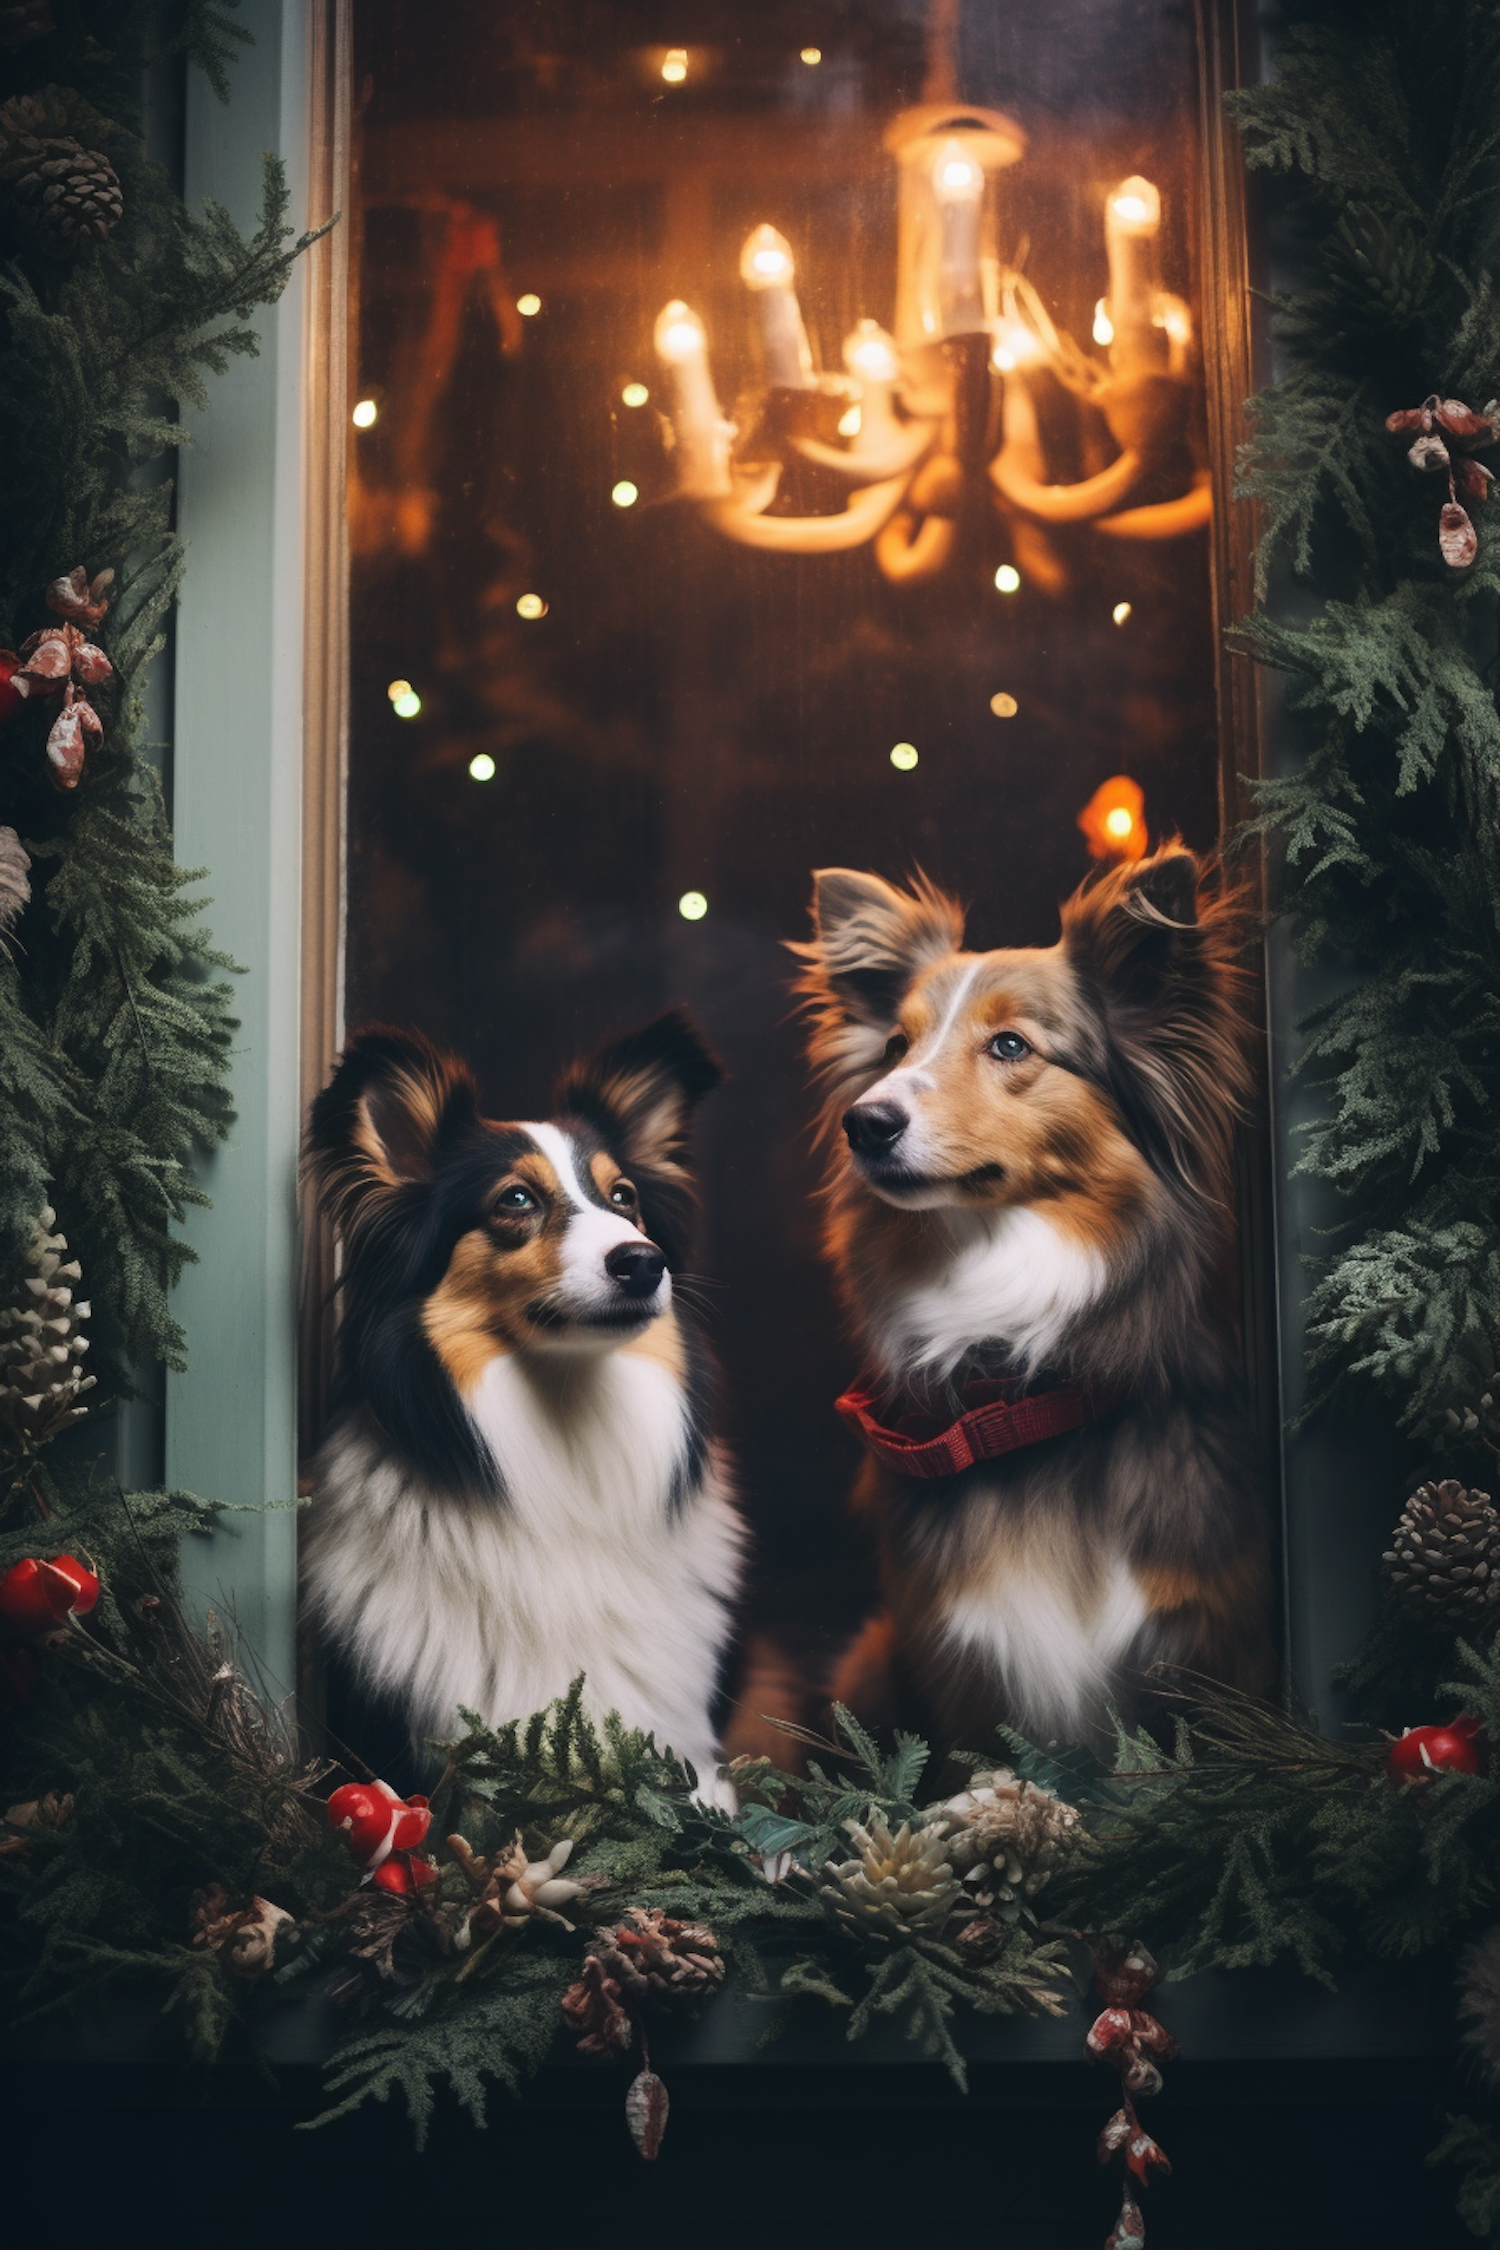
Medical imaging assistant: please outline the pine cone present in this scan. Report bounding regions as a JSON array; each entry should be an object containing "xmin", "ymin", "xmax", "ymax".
[
  {"xmin": 937, "ymin": 1768, "xmax": 1085, "ymax": 1922},
  {"xmin": 0, "ymin": 827, "xmax": 30, "ymax": 935},
  {"xmin": 1383, "ymin": 1480, "xmax": 1500, "ymax": 1627},
  {"xmin": 0, "ymin": 93, "xmax": 121, "ymax": 257},
  {"xmin": 586, "ymin": 1907, "xmax": 725, "ymax": 2015},
  {"xmin": 819, "ymin": 1815, "xmax": 960, "ymax": 1943},
  {"xmin": 0, "ymin": 1206, "xmax": 94, "ymax": 1456},
  {"xmin": 1445, "ymin": 1378, "xmax": 1500, "ymax": 1456},
  {"xmin": 561, "ymin": 1952, "xmax": 634, "ymax": 2059}
]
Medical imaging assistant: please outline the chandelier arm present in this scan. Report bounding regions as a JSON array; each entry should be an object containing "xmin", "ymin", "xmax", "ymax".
[
  {"xmin": 1091, "ymin": 470, "xmax": 1214, "ymax": 539},
  {"xmin": 723, "ymin": 462, "xmax": 784, "ymax": 515},
  {"xmin": 987, "ymin": 443, "xmax": 1146, "ymax": 524},
  {"xmin": 873, "ymin": 507, "xmax": 956, "ymax": 582},
  {"xmin": 699, "ymin": 471, "xmax": 914, "ymax": 553},
  {"xmin": 788, "ymin": 423, "xmax": 939, "ymax": 485}
]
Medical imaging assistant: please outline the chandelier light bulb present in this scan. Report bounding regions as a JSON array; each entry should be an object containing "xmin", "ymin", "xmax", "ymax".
[
  {"xmin": 1112, "ymin": 601, "xmax": 1132, "ymax": 625},
  {"xmin": 890, "ymin": 742, "xmax": 919, "ymax": 770},
  {"xmin": 611, "ymin": 481, "xmax": 639, "ymax": 508},
  {"xmin": 516, "ymin": 593, "xmax": 547, "ymax": 619},
  {"xmin": 654, "ymin": 302, "xmax": 707, "ymax": 365},
  {"xmin": 934, "ymin": 140, "xmax": 985, "ymax": 202},
  {"xmin": 1110, "ymin": 178, "xmax": 1160, "ymax": 233},
  {"xmin": 741, "ymin": 224, "xmax": 796, "ymax": 291},
  {"xmin": 994, "ymin": 564, "xmax": 1020, "ymax": 593},
  {"xmin": 351, "ymin": 398, "xmax": 378, "ymax": 429},
  {"xmin": 800, "ymin": 46, "xmax": 822, "ymax": 65},
  {"xmin": 469, "ymin": 754, "xmax": 496, "ymax": 782},
  {"xmin": 621, "ymin": 381, "xmax": 650, "ymax": 408},
  {"xmin": 661, "ymin": 48, "xmax": 688, "ymax": 83},
  {"xmin": 843, "ymin": 319, "xmax": 900, "ymax": 385},
  {"xmin": 516, "ymin": 293, "xmax": 542, "ymax": 317},
  {"xmin": 1092, "ymin": 299, "xmax": 1115, "ymax": 347},
  {"xmin": 678, "ymin": 890, "xmax": 708, "ymax": 920},
  {"xmin": 992, "ymin": 319, "xmax": 1042, "ymax": 374},
  {"xmin": 1105, "ymin": 805, "xmax": 1134, "ymax": 838},
  {"xmin": 838, "ymin": 405, "xmax": 862, "ymax": 437}
]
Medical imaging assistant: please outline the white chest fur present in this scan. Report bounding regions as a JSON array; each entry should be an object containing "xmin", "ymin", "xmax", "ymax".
[
  {"xmin": 307, "ymin": 1349, "xmax": 743, "ymax": 1793},
  {"xmin": 938, "ymin": 1523, "xmax": 1148, "ymax": 1743},
  {"xmin": 868, "ymin": 1205, "xmax": 1107, "ymax": 1381}
]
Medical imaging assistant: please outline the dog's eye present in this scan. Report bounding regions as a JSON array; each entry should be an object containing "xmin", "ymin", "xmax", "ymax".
[
  {"xmin": 493, "ymin": 1184, "xmax": 536, "ymax": 1214},
  {"xmin": 988, "ymin": 1031, "xmax": 1032, "ymax": 1063},
  {"xmin": 610, "ymin": 1180, "xmax": 638, "ymax": 1209},
  {"xmin": 883, "ymin": 1031, "xmax": 909, "ymax": 1063}
]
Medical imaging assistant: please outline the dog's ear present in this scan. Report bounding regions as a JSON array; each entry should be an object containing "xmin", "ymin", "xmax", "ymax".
[
  {"xmin": 555, "ymin": 1010, "xmax": 722, "ymax": 1267},
  {"xmin": 800, "ymin": 868, "xmax": 965, "ymax": 1027},
  {"xmin": 1061, "ymin": 845, "xmax": 1251, "ymax": 1200},
  {"xmin": 305, "ymin": 1027, "xmax": 480, "ymax": 1238}
]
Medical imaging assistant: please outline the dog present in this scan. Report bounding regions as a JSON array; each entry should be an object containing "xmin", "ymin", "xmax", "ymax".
[
  {"xmin": 302, "ymin": 1010, "xmax": 744, "ymax": 1798},
  {"xmin": 794, "ymin": 845, "xmax": 1270, "ymax": 1750}
]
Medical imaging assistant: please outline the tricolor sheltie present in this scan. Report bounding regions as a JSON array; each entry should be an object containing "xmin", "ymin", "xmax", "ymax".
[
  {"xmin": 302, "ymin": 1012, "xmax": 744, "ymax": 1797},
  {"xmin": 796, "ymin": 845, "xmax": 1270, "ymax": 1749}
]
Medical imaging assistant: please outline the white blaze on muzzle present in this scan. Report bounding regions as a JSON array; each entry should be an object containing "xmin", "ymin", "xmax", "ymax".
[{"xmin": 523, "ymin": 1121, "xmax": 670, "ymax": 1329}]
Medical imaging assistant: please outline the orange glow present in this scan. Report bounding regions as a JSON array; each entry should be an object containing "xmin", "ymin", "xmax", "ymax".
[{"xmin": 1078, "ymin": 774, "xmax": 1147, "ymax": 862}]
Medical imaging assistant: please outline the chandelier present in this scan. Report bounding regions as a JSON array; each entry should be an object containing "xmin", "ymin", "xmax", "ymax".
[{"xmin": 650, "ymin": 101, "xmax": 1212, "ymax": 584}]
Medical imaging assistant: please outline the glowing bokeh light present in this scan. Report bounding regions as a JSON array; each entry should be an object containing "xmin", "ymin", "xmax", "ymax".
[
  {"xmin": 1093, "ymin": 299, "xmax": 1114, "ymax": 347},
  {"xmin": 1110, "ymin": 179, "xmax": 1160, "ymax": 230},
  {"xmin": 844, "ymin": 320, "xmax": 900, "ymax": 385},
  {"xmin": 800, "ymin": 46, "xmax": 822, "ymax": 64},
  {"xmin": 1078, "ymin": 774, "xmax": 1147, "ymax": 862},
  {"xmin": 990, "ymin": 692, "xmax": 1019, "ymax": 718},
  {"xmin": 661, "ymin": 47, "xmax": 688, "ymax": 81},
  {"xmin": 516, "ymin": 594, "xmax": 547, "ymax": 620},
  {"xmin": 654, "ymin": 303, "xmax": 705, "ymax": 364},
  {"xmin": 678, "ymin": 890, "xmax": 708, "ymax": 920},
  {"xmin": 611, "ymin": 481, "xmax": 639, "ymax": 508},
  {"xmin": 392, "ymin": 690, "xmax": 422, "ymax": 719},
  {"xmin": 935, "ymin": 143, "xmax": 984, "ymax": 199},
  {"xmin": 741, "ymin": 225, "xmax": 796, "ymax": 290},
  {"xmin": 890, "ymin": 742, "xmax": 919, "ymax": 771},
  {"xmin": 838, "ymin": 405, "xmax": 862, "ymax": 438},
  {"xmin": 516, "ymin": 293, "xmax": 542, "ymax": 317},
  {"xmin": 621, "ymin": 381, "xmax": 650, "ymax": 408},
  {"xmin": 386, "ymin": 679, "xmax": 411, "ymax": 702},
  {"xmin": 468, "ymin": 754, "xmax": 496, "ymax": 782},
  {"xmin": 1112, "ymin": 601, "xmax": 1133, "ymax": 626},
  {"xmin": 994, "ymin": 564, "xmax": 1021, "ymax": 594},
  {"xmin": 351, "ymin": 398, "xmax": 378, "ymax": 429}
]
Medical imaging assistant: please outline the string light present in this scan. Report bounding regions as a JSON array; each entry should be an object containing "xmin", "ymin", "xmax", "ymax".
[
  {"xmin": 1092, "ymin": 299, "xmax": 1114, "ymax": 347},
  {"xmin": 351, "ymin": 398, "xmax": 378, "ymax": 429},
  {"xmin": 678, "ymin": 890, "xmax": 708, "ymax": 920},
  {"xmin": 890, "ymin": 742, "xmax": 919, "ymax": 770},
  {"xmin": 994, "ymin": 564, "xmax": 1021, "ymax": 594},
  {"xmin": 611, "ymin": 481, "xmax": 639, "ymax": 508},
  {"xmin": 990, "ymin": 692, "xmax": 1018, "ymax": 718},
  {"xmin": 800, "ymin": 46, "xmax": 822, "ymax": 64},
  {"xmin": 392, "ymin": 689, "xmax": 422, "ymax": 719},
  {"xmin": 469, "ymin": 754, "xmax": 496, "ymax": 782},
  {"xmin": 621, "ymin": 381, "xmax": 650, "ymax": 408},
  {"xmin": 1112, "ymin": 601, "xmax": 1133, "ymax": 625},
  {"xmin": 516, "ymin": 594, "xmax": 547, "ymax": 619},
  {"xmin": 516, "ymin": 293, "xmax": 542, "ymax": 317},
  {"xmin": 661, "ymin": 47, "xmax": 688, "ymax": 82}
]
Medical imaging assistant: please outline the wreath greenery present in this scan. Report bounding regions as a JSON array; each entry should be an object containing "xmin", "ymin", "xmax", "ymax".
[{"xmin": 4, "ymin": 0, "xmax": 1500, "ymax": 2238}]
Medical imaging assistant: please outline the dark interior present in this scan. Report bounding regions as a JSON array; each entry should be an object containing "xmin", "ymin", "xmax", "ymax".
[{"xmin": 342, "ymin": 0, "xmax": 1223, "ymax": 1674}]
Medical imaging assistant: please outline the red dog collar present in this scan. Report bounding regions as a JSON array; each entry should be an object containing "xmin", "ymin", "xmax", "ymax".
[{"xmin": 836, "ymin": 1373, "xmax": 1127, "ymax": 1480}]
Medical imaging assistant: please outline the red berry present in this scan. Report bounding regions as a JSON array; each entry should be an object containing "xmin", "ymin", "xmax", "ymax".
[
  {"xmin": 0, "ymin": 652, "xmax": 27, "ymax": 727},
  {"xmin": 0, "ymin": 1554, "xmax": 100, "ymax": 1639},
  {"xmin": 1387, "ymin": 1716, "xmax": 1487, "ymax": 1787},
  {"xmin": 371, "ymin": 1852, "xmax": 438, "ymax": 1897},
  {"xmin": 327, "ymin": 1778, "xmax": 432, "ymax": 1867}
]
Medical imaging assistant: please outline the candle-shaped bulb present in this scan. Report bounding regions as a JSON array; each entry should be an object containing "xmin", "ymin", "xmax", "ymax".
[
  {"xmin": 843, "ymin": 318, "xmax": 900, "ymax": 385},
  {"xmin": 654, "ymin": 300, "xmax": 707, "ymax": 365},
  {"xmin": 740, "ymin": 224, "xmax": 796, "ymax": 291},
  {"xmin": 934, "ymin": 139, "xmax": 985, "ymax": 202},
  {"xmin": 1109, "ymin": 177, "xmax": 1160, "ymax": 233},
  {"xmin": 739, "ymin": 225, "xmax": 814, "ymax": 387},
  {"xmin": 1104, "ymin": 176, "xmax": 1166, "ymax": 372},
  {"xmin": 653, "ymin": 301, "xmax": 731, "ymax": 498}
]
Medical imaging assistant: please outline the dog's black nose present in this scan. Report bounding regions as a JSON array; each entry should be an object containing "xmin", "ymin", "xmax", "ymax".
[
  {"xmin": 843, "ymin": 1101, "xmax": 909, "ymax": 1156},
  {"xmin": 605, "ymin": 1241, "xmax": 667, "ymax": 1298}
]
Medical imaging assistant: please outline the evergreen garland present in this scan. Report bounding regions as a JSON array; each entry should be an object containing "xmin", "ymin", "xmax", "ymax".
[
  {"xmin": 0, "ymin": 1, "xmax": 321, "ymax": 1384},
  {"xmin": 1230, "ymin": 0, "xmax": 1500, "ymax": 1437}
]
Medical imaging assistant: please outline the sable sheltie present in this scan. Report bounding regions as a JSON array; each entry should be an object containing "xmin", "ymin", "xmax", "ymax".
[
  {"xmin": 795, "ymin": 845, "xmax": 1270, "ymax": 1749},
  {"xmin": 302, "ymin": 1012, "xmax": 744, "ymax": 1796}
]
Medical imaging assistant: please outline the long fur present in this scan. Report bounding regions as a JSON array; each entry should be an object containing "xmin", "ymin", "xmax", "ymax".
[
  {"xmin": 302, "ymin": 1012, "xmax": 744, "ymax": 1793},
  {"xmin": 797, "ymin": 847, "xmax": 1270, "ymax": 1747}
]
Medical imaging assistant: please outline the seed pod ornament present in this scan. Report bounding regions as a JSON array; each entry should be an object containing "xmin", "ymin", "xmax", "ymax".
[{"xmin": 1386, "ymin": 394, "xmax": 1500, "ymax": 568}]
